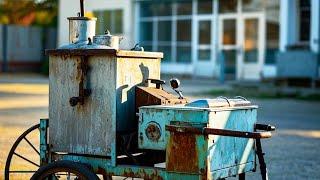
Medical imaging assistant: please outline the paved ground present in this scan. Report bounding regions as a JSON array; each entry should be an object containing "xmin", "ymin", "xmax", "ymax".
[{"xmin": 0, "ymin": 74, "xmax": 319, "ymax": 179}]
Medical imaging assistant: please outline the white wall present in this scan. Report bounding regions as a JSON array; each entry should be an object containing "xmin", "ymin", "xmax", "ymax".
[
  {"xmin": 58, "ymin": 0, "xmax": 135, "ymax": 49},
  {"xmin": 280, "ymin": 0, "xmax": 298, "ymax": 51},
  {"xmin": 311, "ymin": 0, "xmax": 320, "ymax": 53}
]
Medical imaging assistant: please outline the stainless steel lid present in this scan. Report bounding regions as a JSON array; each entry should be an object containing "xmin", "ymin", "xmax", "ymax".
[{"xmin": 185, "ymin": 97, "xmax": 252, "ymax": 108}]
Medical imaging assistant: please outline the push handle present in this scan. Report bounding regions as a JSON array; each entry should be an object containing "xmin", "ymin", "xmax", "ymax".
[
  {"xmin": 165, "ymin": 125, "xmax": 273, "ymax": 139},
  {"xmin": 145, "ymin": 78, "xmax": 165, "ymax": 89},
  {"xmin": 255, "ymin": 123, "xmax": 276, "ymax": 131}
]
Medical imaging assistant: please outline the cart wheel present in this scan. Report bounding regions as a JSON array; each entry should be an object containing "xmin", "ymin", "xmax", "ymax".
[
  {"xmin": 31, "ymin": 160, "xmax": 99, "ymax": 180},
  {"xmin": 5, "ymin": 124, "xmax": 40, "ymax": 180}
]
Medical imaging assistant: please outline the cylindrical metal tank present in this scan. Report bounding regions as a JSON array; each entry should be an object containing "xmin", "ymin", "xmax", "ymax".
[{"xmin": 68, "ymin": 17, "xmax": 96, "ymax": 44}]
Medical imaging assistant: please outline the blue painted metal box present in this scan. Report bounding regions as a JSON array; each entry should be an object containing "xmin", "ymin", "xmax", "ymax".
[{"xmin": 138, "ymin": 98, "xmax": 258, "ymax": 179}]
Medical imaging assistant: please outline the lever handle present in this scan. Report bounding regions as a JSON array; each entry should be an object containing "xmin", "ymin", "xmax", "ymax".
[{"xmin": 145, "ymin": 78, "xmax": 165, "ymax": 89}]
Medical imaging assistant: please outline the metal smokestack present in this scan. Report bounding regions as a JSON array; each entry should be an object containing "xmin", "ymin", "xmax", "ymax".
[{"xmin": 80, "ymin": 0, "xmax": 85, "ymax": 17}]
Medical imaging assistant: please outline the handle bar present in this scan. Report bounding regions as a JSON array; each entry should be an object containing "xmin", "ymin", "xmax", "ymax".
[{"xmin": 166, "ymin": 124, "xmax": 274, "ymax": 139}]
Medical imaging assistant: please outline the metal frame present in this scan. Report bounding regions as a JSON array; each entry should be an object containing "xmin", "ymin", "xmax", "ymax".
[{"xmin": 39, "ymin": 118, "xmax": 274, "ymax": 179}]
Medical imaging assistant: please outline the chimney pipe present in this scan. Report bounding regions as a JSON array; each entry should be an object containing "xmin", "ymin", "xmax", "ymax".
[{"xmin": 80, "ymin": 0, "xmax": 85, "ymax": 17}]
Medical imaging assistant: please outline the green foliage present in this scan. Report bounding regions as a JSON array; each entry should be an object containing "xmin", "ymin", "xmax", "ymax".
[{"xmin": 0, "ymin": 0, "xmax": 58, "ymax": 27}]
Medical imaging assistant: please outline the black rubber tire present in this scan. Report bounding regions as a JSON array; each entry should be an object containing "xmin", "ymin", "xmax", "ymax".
[
  {"xmin": 31, "ymin": 160, "xmax": 99, "ymax": 180},
  {"xmin": 5, "ymin": 124, "xmax": 40, "ymax": 180}
]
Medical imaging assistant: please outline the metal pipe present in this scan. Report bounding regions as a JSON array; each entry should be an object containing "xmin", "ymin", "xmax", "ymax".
[
  {"xmin": 256, "ymin": 138, "xmax": 269, "ymax": 180},
  {"xmin": 80, "ymin": 0, "xmax": 85, "ymax": 17},
  {"xmin": 165, "ymin": 125, "xmax": 273, "ymax": 139},
  {"xmin": 203, "ymin": 127, "xmax": 272, "ymax": 139}
]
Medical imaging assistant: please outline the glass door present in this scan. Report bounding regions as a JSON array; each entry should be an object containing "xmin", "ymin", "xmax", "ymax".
[
  {"xmin": 194, "ymin": 18, "xmax": 214, "ymax": 77},
  {"xmin": 219, "ymin": 16, "xmax": 239, "ymax": 80},
  {"xmin": 240, "ymin": 13, "xmax": 265, "ymax": 80},
  {"xmin": 219, "ymin": 13, "xmax": 265, "ymax": 80}
]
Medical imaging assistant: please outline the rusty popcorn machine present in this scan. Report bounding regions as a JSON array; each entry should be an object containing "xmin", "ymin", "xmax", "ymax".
[{"xmin": 5, "ymin": 1, "xmax": 275, "ymax": 180}]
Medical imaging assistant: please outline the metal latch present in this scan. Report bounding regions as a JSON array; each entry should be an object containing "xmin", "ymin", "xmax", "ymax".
[{"xmin": 69, "ymin": 56, "xmax": 91, "ymax": 107}]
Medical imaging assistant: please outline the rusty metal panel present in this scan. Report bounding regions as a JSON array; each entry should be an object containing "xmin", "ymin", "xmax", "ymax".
[
  {"xmin": 49, "ymin": 55, "xmax": 117, "ymax": 157},
  {"xmin": 135, "ymin": 86, "xmax": 187, "ymax": 113},
  {"xmin": 166, "ymin": 133, "xmax": 199, "ymax": 172},
  {"xmin": 166, "ymin": 132, "xmax": 208, "ymax": 175}
]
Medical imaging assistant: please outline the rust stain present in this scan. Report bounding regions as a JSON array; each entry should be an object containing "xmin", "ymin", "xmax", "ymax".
[
  {"xmin": 166, "ymin": 132, "xmax": 199, "ymax": 173},
  {"xmin": 95, "ymin": 166, "xmax": 163, "ymax": 180},
  {"xmin": 96, "ymin": 167, "xmax": 115, "ymax": 178},
  {"xmin": 75, "ymin": 57, "xmax": 82, "ymax": 82},
  {"xmin": 145, "ymin": 123, "xmax": 161, "ymax": 142},
  {"xmin": 200, "ymin": 168, "xmax": 208, "ymax": 180},
  {"xmin": 122, "ymin": 168, "xmax": 163, "ymax": 180},
  {"xmin": 135, "ymin": 86, "xmax": 187, "ymax": 113}
]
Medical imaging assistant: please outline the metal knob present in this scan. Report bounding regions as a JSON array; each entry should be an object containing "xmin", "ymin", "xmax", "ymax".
[
  {"xmin": 170, "ymin": 78, "xmax": 180, "ymax": 89},
  {"xmin": 170, "ymin": 78, "xmax": 184, "ymax": 99}
]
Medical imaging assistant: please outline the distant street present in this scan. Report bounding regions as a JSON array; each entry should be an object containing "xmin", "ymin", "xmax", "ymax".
[{"xmin": 0, "ymin": 74, "xmax": 319, "ymax": 179}]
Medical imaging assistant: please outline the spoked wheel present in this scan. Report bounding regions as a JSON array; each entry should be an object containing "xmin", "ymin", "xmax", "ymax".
[
  {"xmin": 5, "ymin": 124, "xmax": 40, "ymax": 179},
  {"xmin": 31, "ymin": 160, "xmax": 99, "ymax": 180}
]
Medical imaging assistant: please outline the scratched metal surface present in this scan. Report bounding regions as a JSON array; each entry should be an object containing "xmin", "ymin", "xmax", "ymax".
[
  {"xmin": 49, "ymin": 55, "xmax": 117, "ymax": 157},
  {"xmin": 138, "ymin": 107, "xmax": 208, "ymax": 150},
  {"xmin": 139, "ymin": 105, "xmax": 256, "ymax": 179},
  {"xmin": 116, "ymin": 57, "xmax": 161, "ymax": 132},
  {"xmin": 208, "ymin": 109, "xmax": 256, "ymax": 179},
  {"xmin": 49, "ymin": 53, "xmax": 161, "ymax": 159}
]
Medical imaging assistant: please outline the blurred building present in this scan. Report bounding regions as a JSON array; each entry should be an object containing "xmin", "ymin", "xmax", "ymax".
[{"xmin": 59, "ymin": 0, "xmax": 320, "ymax": 81}]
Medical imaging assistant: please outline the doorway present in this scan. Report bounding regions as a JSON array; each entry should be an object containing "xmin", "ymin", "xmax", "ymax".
[
  {"xmin": 194, "ymin": 17, "xmax": 215, "ymax": 77},
  {"xmin": 219, "ymin": 13, "xmax": 265, "ymax": 80}
]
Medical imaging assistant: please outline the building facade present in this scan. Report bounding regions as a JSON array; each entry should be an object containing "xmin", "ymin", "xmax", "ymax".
[{"xmin": 59, "ymin": 0, "xmax": 320, "ymax": 80}]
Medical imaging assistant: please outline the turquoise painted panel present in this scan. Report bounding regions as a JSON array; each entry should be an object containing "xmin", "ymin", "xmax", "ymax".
[
  {"xmin": 59, "ymin": 154, "xmax": 166, "ymax": 179},
  {"xmin": 166, "ymin": 172, "xmax": 203, "ymax": 180},
  {"xmin": 59, "ymin": 154, "xmax": 204, "ymax": 179},
  {"xmin": 138, "ymin": 107, "xmax": 208, "ymax": 150},
  {"xmin": 40, "ymin": 119, "xmax": 49, "ymax": 165},
  {"xmin": 209, "ymin": 162, "xmax": 255, "ymax": 179},
  {"xmin": 207, "ymin": 109, "xmax": 256, "ymax": 179}
]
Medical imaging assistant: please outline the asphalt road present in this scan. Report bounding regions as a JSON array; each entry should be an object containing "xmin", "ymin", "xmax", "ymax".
[{"xmin": 0, "ymin": 74, "xmax": 319, "ymax": 179}]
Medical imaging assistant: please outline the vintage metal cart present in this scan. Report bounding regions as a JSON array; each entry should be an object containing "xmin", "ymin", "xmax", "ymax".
[{"xmin": 4, "ymin": 1, "xmax": 275, "ymax": 179}]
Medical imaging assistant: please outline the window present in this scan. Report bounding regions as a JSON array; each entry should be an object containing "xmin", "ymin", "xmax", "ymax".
[
  {"xmin": 223, "ymin": 19, "xmax": 236, "ymax": 45},
  {"xmin": 140, "ymin": 22, "xmax": 153, "ymax": 42},
  {"xmin": 242, "ymin": 0, "xmax": 263, "ymax": 12},
  {"xmin": 93, "ymin": 9, "xmax": 123, "ymax": 35},
  {"xmin": 139, "ymin": 1, "xmax": 193, "ymax": 64},
  {"xmin": 265, "ymin": 0, "xmax": 280, "ymax": 64},
  {"xmin": 158, "ymin": 21, "xmax": 172, "ymax": 41},
  {"xmin": 198, "ymin": 0, "xmax": 212, "ymax": 14},
  {"xmin": 177, "ymin": 1, "xmax": 192, "ymax": 15},
  {"xmin": 219, "ymin": 0, "xmax": 237, "ymax": 13},
  {"xmin": 299, "ymin": 0, "xmax": 310, "ymax": 42},
  {"xmin": 140, "ymin": 2, "xmax": 172, "ymax": 17},
  {"xmin": 177, "ymin": 20, "xmax": 192, "ymax": 42}
]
